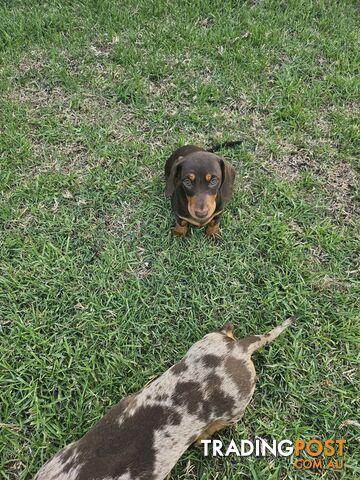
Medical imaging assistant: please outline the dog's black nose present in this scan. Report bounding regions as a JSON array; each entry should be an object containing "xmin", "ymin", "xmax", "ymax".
[{"xmin": 195, "ymin": 209, "xmax": 208, "ymax": 218}]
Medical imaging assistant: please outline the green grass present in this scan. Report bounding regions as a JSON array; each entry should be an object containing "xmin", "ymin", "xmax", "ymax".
[{"xmin": 0, "ymin": 0, "xmax": 359, "ymax": 478}]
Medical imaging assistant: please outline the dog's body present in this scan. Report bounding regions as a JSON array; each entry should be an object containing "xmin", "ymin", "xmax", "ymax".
[
  {"xmin": 165, "ymin": 145, "xmax": 236, "ymax": 238},
  {"xmin": 35, "ymin": 318, "xmax": 293, "ymax": 480}
]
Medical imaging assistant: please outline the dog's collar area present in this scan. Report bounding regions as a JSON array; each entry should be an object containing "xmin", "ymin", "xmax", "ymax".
[{"xmin": 179, "ymin": 211, "xmax": 223, "ymax": 227}]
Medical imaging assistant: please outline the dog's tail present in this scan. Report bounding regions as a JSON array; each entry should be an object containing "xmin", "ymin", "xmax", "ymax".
[
  {"xmin": 207, "ymin": 140, "xmax": 243, "ymax": 153},
  {"xmin": 244, "ymin": 317, "xmax": 295, "ymax": 355}
]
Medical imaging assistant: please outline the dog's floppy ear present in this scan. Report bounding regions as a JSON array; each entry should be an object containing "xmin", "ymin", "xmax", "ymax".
[
  {"xmin": 220, "ymin": 322, "xmax": 235, "ymax": 340},
  {"xmin": 165, "ymin": 156, "xmax": 184, "ymax": 197},
  {"xmin": 219, "ymin": 157, "xmax": 235, "ymax": 203}
]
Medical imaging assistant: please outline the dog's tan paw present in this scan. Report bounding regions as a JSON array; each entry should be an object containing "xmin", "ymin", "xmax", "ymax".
[
  {"xmin": 172, "ymin": 223, "xmax": 188, "ymax": 238},
  {"xmin": 205, "ymin": 222, "xmax": 220, "ymax": 240}
]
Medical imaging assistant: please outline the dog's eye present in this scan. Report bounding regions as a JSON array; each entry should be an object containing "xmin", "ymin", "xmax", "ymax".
[
  {"xmin": 209, "ymin": 176, "xmax": 218, "ymax": 187},
  {"xmin": 183, "ymin": 178, "xmax": 192, "ymax": 188}
]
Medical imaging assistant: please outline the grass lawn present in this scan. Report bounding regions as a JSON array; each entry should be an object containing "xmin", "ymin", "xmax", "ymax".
[{"xmin": 0, "ymin": 0, "xmax": 359, "ymax": 478}]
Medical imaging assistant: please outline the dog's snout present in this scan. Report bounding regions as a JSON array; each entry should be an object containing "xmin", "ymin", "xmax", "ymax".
[{"xmin": 195, "ymin": 208, "xmax": 208, "ymax": 218}]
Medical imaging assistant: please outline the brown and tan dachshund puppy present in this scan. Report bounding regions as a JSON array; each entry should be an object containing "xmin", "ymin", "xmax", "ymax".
[
  {"xmin": 35, "ymin": 317, "xmax": 293, "ymax": 480},
  {"xmin": 165, "ymin": 145, "xmax": 236, "ymax": 238}
]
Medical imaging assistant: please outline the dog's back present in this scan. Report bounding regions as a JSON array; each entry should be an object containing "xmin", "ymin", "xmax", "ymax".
[
  {"xmin": 35, "ymin": 332, "xmax": 251, "ymax": 480},
  {"xmin": 35, "ymin": 319, "xmax": 293, "ymax": 480}
]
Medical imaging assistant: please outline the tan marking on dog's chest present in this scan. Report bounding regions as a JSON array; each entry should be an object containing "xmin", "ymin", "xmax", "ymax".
[{"xmin": 179, "ymin": 210, "xmax": 223, "ymax": 226}]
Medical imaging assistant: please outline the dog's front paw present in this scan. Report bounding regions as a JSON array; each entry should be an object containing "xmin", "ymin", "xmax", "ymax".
[
  {"xmin": 172, "ymin": 223, "xmax": 188, "ymax": 238},
  {"xmin": 205, "ymin": 222, "xmax": 220, "ymax": 240}
]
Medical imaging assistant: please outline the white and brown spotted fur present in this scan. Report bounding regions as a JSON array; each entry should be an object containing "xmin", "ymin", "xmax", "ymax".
[{"xmin": 35, "ymin": 318, "xmax": 294, "ymax": 480}]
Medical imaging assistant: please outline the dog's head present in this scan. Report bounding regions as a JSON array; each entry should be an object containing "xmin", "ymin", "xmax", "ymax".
[{"xmin": 165, "ymin": 151, "xmax": 235, "ymax": 224}]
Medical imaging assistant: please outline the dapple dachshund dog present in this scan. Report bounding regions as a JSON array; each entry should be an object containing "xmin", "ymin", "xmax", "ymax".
[
  {"xmin": 165, "ymin": 142, "xmax": 240, "ymax": 238},
  {"xmin": 35, "ymin": 317, "xmax": 294, "ymax": 480}
]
